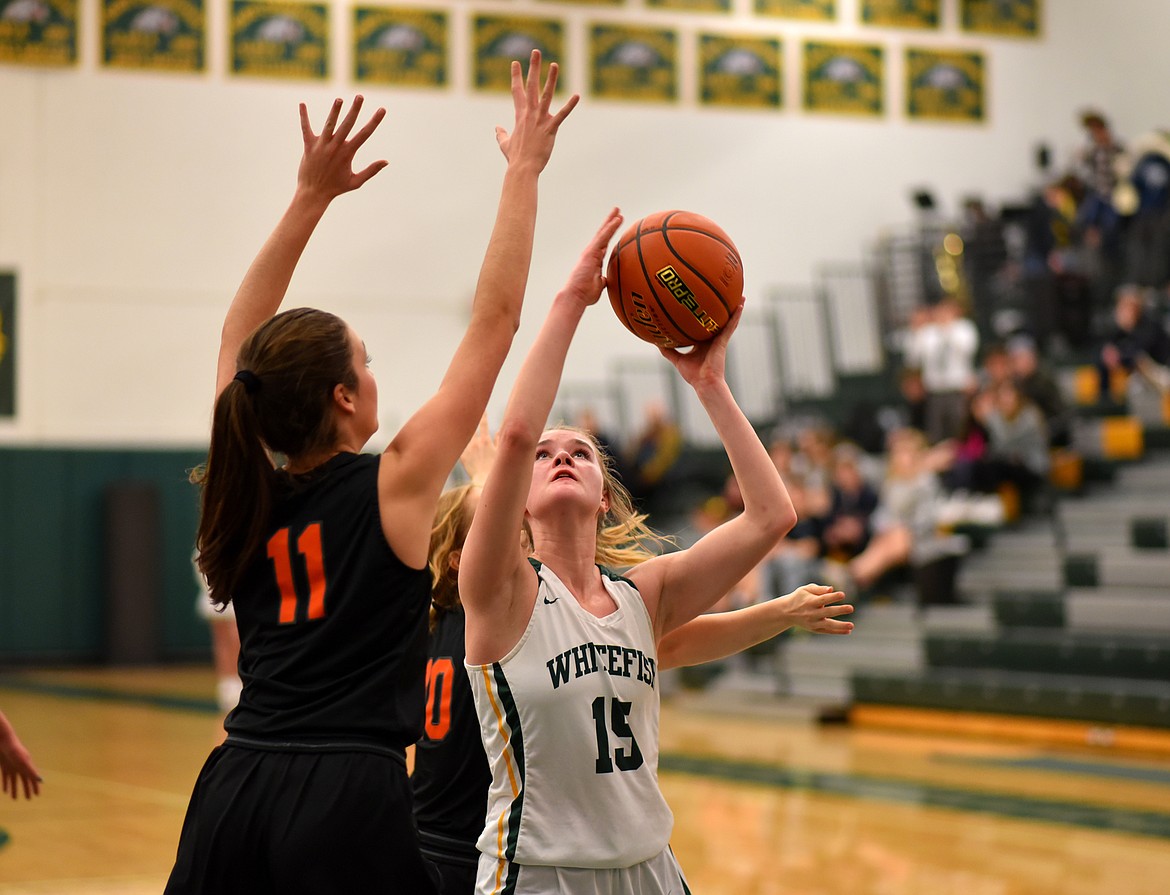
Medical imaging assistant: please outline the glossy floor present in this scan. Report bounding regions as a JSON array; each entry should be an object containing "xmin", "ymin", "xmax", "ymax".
[{"xmin": 1, "ymin": 667, "xmax": 1168, "ymax": 895}]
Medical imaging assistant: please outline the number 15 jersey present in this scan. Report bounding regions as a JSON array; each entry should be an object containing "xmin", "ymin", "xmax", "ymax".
[{"xmin": 468, "ymin": 560, "xmax": 674, "ymax": 870}]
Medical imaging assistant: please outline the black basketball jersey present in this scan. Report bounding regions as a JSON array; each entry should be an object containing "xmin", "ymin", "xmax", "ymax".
[
  {"xmin": 412, "ymin": 606, "xmax": 491, "ymax": 864},
  {"xmin": 225, "ymin": 452, "xmax": 430, "ymax": 750}
]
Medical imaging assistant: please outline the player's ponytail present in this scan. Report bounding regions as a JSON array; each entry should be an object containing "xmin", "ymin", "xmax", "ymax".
[
  {"xmin": 192, "ymin": 308, "xmax": 358, "ymax": 607},
  {"xmin": 194, "ymin": 379, "xmax": 276, "ymax": 607}
]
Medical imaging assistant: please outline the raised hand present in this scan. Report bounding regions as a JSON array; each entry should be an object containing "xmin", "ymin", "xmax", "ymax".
[
  {"xmin": 297, "ymin": 95, "xmax": 388, "ymax": 201},
  {"xmin": 561, "ymin": 207, "xmax": 624, "ymax": 307},
  {"xmin": 495, "ymin": 49, "xmax": 580, "ymax": 171},
  {"xmin": 460, "ymin": 414, "xmax": 499, "ymax": 486},
  {"xmin": 658, "ymin": 301, "xmax": 744, "ymax": 389}
]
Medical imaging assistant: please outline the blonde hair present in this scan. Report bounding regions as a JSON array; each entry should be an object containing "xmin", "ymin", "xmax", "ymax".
[
  {"xmin": 541, "ymin": 425, "xmax": 675, "ymax": 570},
  {"xmin": 428, "ymin": 484, "xmax": 477, "ymax": 631}
]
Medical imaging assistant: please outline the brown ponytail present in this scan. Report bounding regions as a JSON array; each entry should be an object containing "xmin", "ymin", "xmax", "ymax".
[{"xmin": 192, "ymin": 308, "xmax": 358, "ymax": 607}]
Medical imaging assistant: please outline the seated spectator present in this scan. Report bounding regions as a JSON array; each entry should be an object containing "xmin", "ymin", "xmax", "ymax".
[
  {"xmin": 819, "ymin": 442, "xmax": 879, "ymax": 564},
  {"xmin": 1097, "ymin": 284, "xmax": 1170, "ymax": 399},
  {"xmin": 835, "ymin": 428, "xmax": 950, "ymax": 593},
  {"xmin": 977, "ymin": 342, "xmax": 1013, "ymax": 392},
  {"xmin": 970, "ymin": 380, "xmax": 1051, "ymax": 513},
  {"xmin": 625, "ymin": 398, "xmax": 683, "ymax": 512},
  {"xmin": 1008, "ymin": 333, "xmax": 1072, "ymax": 447}
]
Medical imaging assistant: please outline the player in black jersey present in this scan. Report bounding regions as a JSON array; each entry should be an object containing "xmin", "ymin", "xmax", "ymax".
[
  {"xmin": 165, "ymin": 50, "xmax": 578, "ymax": 895},
  {"xmin": 411, "ymin": 421, "xmax": 854, "ymax": 894}
]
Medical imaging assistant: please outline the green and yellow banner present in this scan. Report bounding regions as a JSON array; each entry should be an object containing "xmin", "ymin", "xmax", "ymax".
[
  {"xmin": 960, "ymin": 0, "xmax": 1040, "ymax": 37},
  {"xmin": 231, "ymin": 0, "xmax": 328, "ymax": 80},
  {"xmin": 472, "ymin": 14, "xmax": 563, "ymax": 92},
  {"xmin": 754, "ymin": 0, "xmax": 833, "ymax": 21},
  {"xmin": 803, "ymin": 40, "xmax": 883, "ymax": 116},
  {"xmin": 590, "ymin": 23, "xmax": 677, "ymax": 103},
  {"xmin": 906, "ymin": 47, "xmax": 984, "ymax": 122},
  {"xmin": 699, "ymin": 33, "xmax": 781, "ymax": 109},
  {"xmin": 0, "ymin": 0, "xmax": 76, "ymax": 65},
  {"xmin": 860, "ymin": 0, "xmax": 938, "ymax": 29},
  {"xmin": 354, "ymin": 6, "xmax": 447, "ymax": 87},
  {"xmin": 103, "ymin": 0, "xmax": 204, "ymax": 72},
  {"xmin": 648, "ymin": 0, "xmax": 730, "ymax": 14}
]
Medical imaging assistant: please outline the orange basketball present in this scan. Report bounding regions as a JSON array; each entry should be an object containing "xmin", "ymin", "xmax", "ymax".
[{"xmin": 605, "ymin": 210, "xmax": 744, "ymax": 349}]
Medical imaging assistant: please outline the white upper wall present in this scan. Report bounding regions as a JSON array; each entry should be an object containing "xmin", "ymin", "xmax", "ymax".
[{"xmin": 0, "ymin": 0, "xmax": 1165, "ymax": 446}]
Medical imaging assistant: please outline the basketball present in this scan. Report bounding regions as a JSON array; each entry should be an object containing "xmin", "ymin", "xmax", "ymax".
[{"xmin": 606, "ymin": 210, "xmax": 744, "ymax": 349}]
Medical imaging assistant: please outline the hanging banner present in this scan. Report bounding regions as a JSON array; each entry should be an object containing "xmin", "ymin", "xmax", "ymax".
[
  {"xmin": 0, "ymin": 274, "xmax": 14, "ymax": 418},
  {"xmin": 754, "ymin": 0, "xmax": 833, "ymax": 21},
  {"xmin": 354, "ymin": 6, "xmax": 447, "ymax": 87},
  {"xmin": 230, "ymin": 0, "xmax": 328, "ymax": 80},
  {"xmin": 590, "ymin": 23, "xmax": 677, "ymax": 103},
  {"xmin": 699, "ymin": 33, "xmax": 781, "ymax": 110},
  {"xmin": 102, "ymin": 0, "xmax": 204, "ymax": 72},
  {"xmin": 906, "ymin": 47, "xmax": 984, "ymax": 122},
  {"xmin": 960, "ymin": 0, "xmax": 1040, "ymax": 37},
  {"xmin": 803, "ymin": 40, "xmax": 883, "ymax": 117},
  {"xmin": 648, "ymin": 0, "xmax": 730, "ymax": 13},
  {"xmin": 0, "ymin": 0, "xmax": 76, "ymax": 65},
  {"xmin": 472, "ymin": 14, "xmax": 564, "ymax": 92},
  {"xmin": 860, "ymin": 0, "xmax": 939, "ymax": 29}
]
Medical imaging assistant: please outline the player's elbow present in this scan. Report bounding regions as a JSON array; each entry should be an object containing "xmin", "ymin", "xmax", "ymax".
[
  {"xmin": 496, "ymin": 418, "xmax": 539, "ymax": 454},
  {"xmin": 757, "ymin": 502, "xmax": 798, "ymax": 544}
]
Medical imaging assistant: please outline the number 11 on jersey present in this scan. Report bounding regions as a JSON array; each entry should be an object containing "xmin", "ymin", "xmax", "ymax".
[{"xmin": 267, "ymin": 523, "xmax": 328, "ymax": 624}]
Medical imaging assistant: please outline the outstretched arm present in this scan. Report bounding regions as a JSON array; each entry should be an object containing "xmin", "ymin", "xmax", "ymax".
[
  {"xmin": 459, "ymin": 209, "xmax": 624, "ymax": 662},
  {"xmin": 657, "ymin": 584, "xmax": 853, "ymax": 670},
  {"xmin": 215, "ymin": 96, "xmax": 387, "ymax": 399},
  {"xmin": 379, "ymin": 51, "xmax": 580, "ymax": 569},
  {"xmin": 631, "ymin": 310, "xmax": 798, "ymax": 637},
  {"xmin": 0, "ymin": 710, "xmax": 41, "ymax": 800}
]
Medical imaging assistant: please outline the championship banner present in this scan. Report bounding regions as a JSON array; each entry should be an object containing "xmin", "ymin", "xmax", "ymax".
[
  {"xmin": 471, "ymin": 14, "xmax": 563, "ymax": 92},
  {"xmin": 860, "ymin": 0, "xmax": 938, "ymax": 29},
  {"xmin": 0, "ymin": 0, "xmax": 77, "ymax": 66},
  {"xmin": 103, "ymin": 0, "xmax": 204, "ymax": 72},
  {"xmin": 648, "ymin": 0, "xmax": 730, "ymax": 14},
  {"xmin": 803, "ymin": 40, "xmax": 883, "ymax": 117},
  {"xmin": 699, "ymin": 33, "xmax": 781, "ymax": 110},
  {"xmin": 354, "ymin": 6, "xmax": 447, "ymax": 87},
  {"xmin": 0, "ymin": 274, "xmax": 15, "ymax": 418},
  {"xmin": 589, "ymin": 23, "xmax": 676, "ymax": 103},
  {"xmin": 754, "ymin": 0, "xmax": 833, "ymax": 21},
  {"xmin": 906, "ymin": 48, "xmax": 984, "ymax": 123},
  {"xmin": 960, "ymin": 0, "xmax": 1040, "ymax": 37},
  {"xmin": 230, "ymin": 0, "xmax": 328, "ymax": 80}
]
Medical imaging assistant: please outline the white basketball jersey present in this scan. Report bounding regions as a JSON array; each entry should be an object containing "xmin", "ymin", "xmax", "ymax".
[{"xmin": 468, "ymin": 560, "xmax": 674, "ymax": 872}]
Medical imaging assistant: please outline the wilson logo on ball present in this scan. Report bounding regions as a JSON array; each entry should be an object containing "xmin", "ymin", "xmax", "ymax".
[{"xmin": 655, "ymin": 266, "xmax": 720, "ymax": 334}]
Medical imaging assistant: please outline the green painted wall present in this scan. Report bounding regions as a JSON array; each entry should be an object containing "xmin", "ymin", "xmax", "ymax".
[{"xmin": 0, "ymin": 447, "xmax": 209, "ymax": 663}]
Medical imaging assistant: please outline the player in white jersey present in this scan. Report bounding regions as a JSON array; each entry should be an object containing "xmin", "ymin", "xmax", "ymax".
[{"xmin": 459, "ymin": 209, "xmax": 798, "ymax": 894}]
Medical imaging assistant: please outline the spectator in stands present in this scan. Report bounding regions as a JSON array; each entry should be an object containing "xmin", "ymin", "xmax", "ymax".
[
  {"xmin": 624, "ymin": 398, "xmax": 683, "ymax": 512},
  {"xmin": 828, "ymin": 428, "xmax": 948, "ymax": 593},
  {"xmin": 1112, "ymin": 130, "xmax": 1170, "ymax": 290},
  {"xmin": 819, "ymin": 442, "xmax": 879, "ymax": 565},
  {"xmin": 1097, "ymin": 284, "xmax": 1170, "ymax": 398},
  {"xmin": 1076, "ymin": 111, "xmax": 1126, "ymax": 249},
  {"xmin": 1008, "ymin": 333, "xmax": 1072, "ymax": 447},
  {"xmin": 903, "ymin": 296, "xmax": 980, "ymax": 445},
  {"xmin": 977, "ymin": 342, "xmax": 1013, "ymax": 392},
  {"xmin": 971, "ymin": 379, "xmax": 1051, "ymax": 513}
]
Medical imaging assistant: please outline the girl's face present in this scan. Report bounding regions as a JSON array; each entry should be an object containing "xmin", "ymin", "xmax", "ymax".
[
  {"xmin": 527, "ymin": 429, "xmax": 608, "ymax": 521},
  {"xmin": 347, "ymin": 327, "xmax": 379, "ymax": 443}
]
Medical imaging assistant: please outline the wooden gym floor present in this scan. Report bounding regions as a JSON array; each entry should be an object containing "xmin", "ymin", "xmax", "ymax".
[{"xmin": 1, "ymin": 666, "xmax": 1169, "ymax": 894}]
